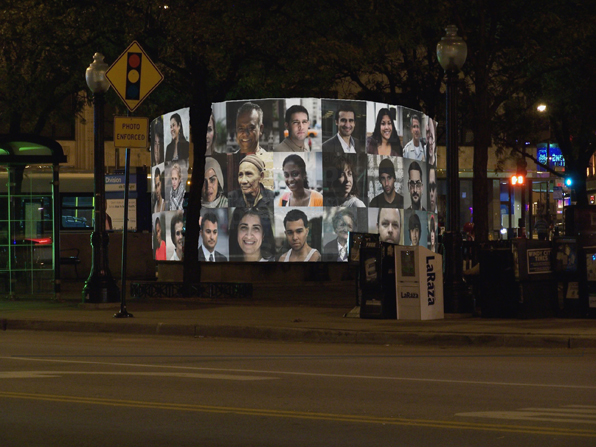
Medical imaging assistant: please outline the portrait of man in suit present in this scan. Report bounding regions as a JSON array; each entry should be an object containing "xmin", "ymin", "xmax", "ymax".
[
  {"xmin": 198, "ymin": 212, "xmax": 228, "ymax": 262},
  {"xmin": 322, "ymin": 103, "xmax": 362, "ymax": 153}
]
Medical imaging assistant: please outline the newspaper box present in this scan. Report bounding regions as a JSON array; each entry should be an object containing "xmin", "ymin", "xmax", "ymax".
[
  {"xmin": 358, "ymin": 235, "xmax": 397, "ymax": 319},
  {"xmin": 394, "ymin": 245, "xmax": 444, "ymax": 320}
]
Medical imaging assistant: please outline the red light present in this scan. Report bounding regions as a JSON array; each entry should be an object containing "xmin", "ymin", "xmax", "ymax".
[
  {"xmin": 128, "ymin": 53, "xmax": 141, "ymax": 68},
  {"xmin": 26, "ymin": 237, "xmax": 52, "ymax": 245},
  {"xmin": 510, "ymin": 175, "xmax": 525, "ymax": 186}
]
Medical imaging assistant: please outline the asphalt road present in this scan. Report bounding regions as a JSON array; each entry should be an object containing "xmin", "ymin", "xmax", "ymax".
[{"xmin": 1, "ymin": 331, "xmax": 595, "ymax": 446}]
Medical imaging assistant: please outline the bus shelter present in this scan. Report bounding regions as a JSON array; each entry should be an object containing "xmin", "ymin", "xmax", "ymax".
[{"xmin": 0, "ymin": 134, "xmax": 66, "ymax": 298}]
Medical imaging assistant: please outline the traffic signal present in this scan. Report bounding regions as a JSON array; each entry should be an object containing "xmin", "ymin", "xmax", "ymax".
[
  {"xmin": 510, "ymin": 173, "xmax": 525, "ymax": 186},
  {"xmin": 565, "ymin": 177, "xmax": 573, "ymax": 187},
  {"xmin": 125, "ymin": 52, "xmax": 142, "ymax": 100},
  {"xmin": 511, "ymin": 158, "xmax": 527, "ymax": 186}
]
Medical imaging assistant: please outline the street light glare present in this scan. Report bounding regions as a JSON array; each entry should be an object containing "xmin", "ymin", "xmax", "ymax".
[{"xmin": 537, "ymin": 104, "xmax": 547, "ymax": 113}]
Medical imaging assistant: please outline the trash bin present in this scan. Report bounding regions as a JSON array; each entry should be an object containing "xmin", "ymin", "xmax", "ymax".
[
  {"xmin": 562, "ymin": 205, "xmax": 596, "ymax": 318},
  {"xmin": 512, "ymin": 238, "xmax": 557, "ymax": 318},
  {"xmin": 478, "ymin": 246, "xmax": 518, "ymax": 318},
  {"xmin": 553, "ymin": 236, "xmax": 586, "ymax": 317}
]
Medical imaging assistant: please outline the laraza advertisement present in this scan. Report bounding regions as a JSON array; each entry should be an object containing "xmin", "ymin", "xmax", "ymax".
[{"xmin": 150, "ymin": 99, "xmax": 438, "ymax": 263}]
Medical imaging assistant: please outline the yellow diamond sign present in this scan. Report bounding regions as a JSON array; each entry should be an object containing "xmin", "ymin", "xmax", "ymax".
[{"xmin": 106, "ymin": 41, "xmax": 164, "ymax": 113}]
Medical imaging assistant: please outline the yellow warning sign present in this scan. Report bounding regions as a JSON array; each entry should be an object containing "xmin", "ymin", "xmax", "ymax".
[
  {"xmin": 113, "ymin": 116, "xmax": 149, "ymax": 149},
  {"xmin": 106, "ymin": 41, "xmax": 164, "ymax": 113}
]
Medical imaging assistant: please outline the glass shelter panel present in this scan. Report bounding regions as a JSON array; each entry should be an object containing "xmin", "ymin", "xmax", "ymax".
[
  {"xmin": 0, "ymin": 166, "xmax": 55, "ymax": 296},
  {"xmin": 61, "ymin": 194, "xmax": 94, "ymax": 229}
]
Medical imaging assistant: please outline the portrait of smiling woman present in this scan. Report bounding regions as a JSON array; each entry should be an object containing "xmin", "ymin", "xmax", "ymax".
[
  {"xmin": 229, "ymin": 207, "xmax": 276, "ymax": 262},
  {"xmin": 165, "ymin": 112, "xmax": 190, "ymax": 164},
  {"xmin": 366, "ymin": 108, "xmax": 403, "ymax": 157},
  {"xmin": 278, "ymin": 154, "xmax": 323, "ymax": 207}
]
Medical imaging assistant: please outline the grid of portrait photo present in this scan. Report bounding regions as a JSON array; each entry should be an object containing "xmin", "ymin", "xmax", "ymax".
[{"xmin": 150, "ymin": 99, "xmax": 438, "ymax": 263}]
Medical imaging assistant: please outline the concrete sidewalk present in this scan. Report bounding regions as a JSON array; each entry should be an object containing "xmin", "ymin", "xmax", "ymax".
[{"xmin": 1, "ymin": 280, "xmax": 596, "ymax": 349}]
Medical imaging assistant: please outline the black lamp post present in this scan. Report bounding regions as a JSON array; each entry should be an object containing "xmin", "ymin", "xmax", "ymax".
[
  {"xmin": 437, "ymin": 25, "xmax": 467, "ymax": 313},
  {"xmin": 537, "ymin": 103, "xmax": 551, "ymax": 223},
  {"xmin": 82, "ymin": 53, "xmax": 120, "ymax": 303}
]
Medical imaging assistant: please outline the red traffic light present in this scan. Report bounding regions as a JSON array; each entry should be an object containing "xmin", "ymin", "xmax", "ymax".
[
  {"xmin": 510, "ymin": 174, "xmax": 525, "ymax": 186},
  {"xmin": 128, "ymin": 53, "xmax": 141, "ymax": 69}
]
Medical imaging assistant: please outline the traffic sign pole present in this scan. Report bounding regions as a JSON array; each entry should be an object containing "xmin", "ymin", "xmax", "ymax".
[{"xmin": 105, "ymin": 41, "xmax": 163, "ymax": 317}]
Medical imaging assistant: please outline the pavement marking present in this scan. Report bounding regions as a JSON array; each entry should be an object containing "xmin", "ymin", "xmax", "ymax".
[
  {"xmin": 457, "ymin": 405, "xmax": 596, "ymax": 425},
  {"xmin": 3, "ymin": 356, "xmax": 596, "ymax": 390},
  {"xmin": 1, "ymin": 392, "xmax": 596, "ymax": 438},
  {"xmin": 0, "ymin": 371, "xmax": 276, "ymax": 381}
]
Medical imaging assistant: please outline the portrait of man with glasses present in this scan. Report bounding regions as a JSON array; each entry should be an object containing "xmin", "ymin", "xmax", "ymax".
[{"xmin": 406, "ymin": 160, "xmax": 426, "ymax": 211}]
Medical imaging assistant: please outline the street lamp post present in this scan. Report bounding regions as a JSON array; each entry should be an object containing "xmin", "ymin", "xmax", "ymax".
[
  {"xmin": 537, "ymin": 104, "xmax": 551, "ymax": 221},
  {"xmin": 437, "ymin": 25, "xmax": 467, "ymax": 313},
  {"xmin": 82, "ymin": 53, "xmax": 120, "ymax": 303}
]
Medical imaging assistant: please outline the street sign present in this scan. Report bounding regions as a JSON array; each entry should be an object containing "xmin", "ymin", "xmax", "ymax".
[
  {"xmin": 113, "ymin": 116, "xmax": 149, "ymax": 149},
  {"xmin": 105, "ymin": 41, "xmax": 164, "ymax": 113}
]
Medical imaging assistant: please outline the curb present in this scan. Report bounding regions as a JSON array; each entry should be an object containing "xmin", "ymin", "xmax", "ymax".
[{"xmin": 3, "ymin": 318, "xmax": 596, "ymax": 349}]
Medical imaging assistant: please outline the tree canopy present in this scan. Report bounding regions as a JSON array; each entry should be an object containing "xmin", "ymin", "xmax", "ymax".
[{"xmin": 0, "ymin": 1, "xmax": 98, "ymax": 134}]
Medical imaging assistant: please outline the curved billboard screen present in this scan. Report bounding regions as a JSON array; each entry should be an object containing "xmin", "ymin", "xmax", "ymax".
[{"xmin": 150, "ymin": 99, "xmax": 438, "ymax": 262}]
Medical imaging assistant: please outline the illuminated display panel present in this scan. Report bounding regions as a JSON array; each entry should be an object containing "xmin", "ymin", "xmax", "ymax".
[
  {"xmin": 537, "ymin": 143, "xmax": 565, "ymax": 172},
  {"xmin": 150, "ymin": 99, "xmax": 438, "ymax": 262}
]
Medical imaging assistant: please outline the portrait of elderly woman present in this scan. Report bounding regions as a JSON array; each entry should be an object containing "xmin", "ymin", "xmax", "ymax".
[
  {"xmin": 366, "ymin": 108, "xmax": 403, "ymax": 157},
  {"xmin": 324, "ymin": 154, "xmax": 366, "ymax": 207},
  {"xmin": 228, "ymin": 154, "xmax": 275, "ymax": 208},
  {"xmin": 322, "ymin": 208, "xmax": 357, "ymax": 262},
  {"xmin": 202, "ymin": 157, "xmax": 228, "ymax": 208},
  {"xmin": 229, "ymin": 207, "xmax": 276, "ymax": 262}
]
